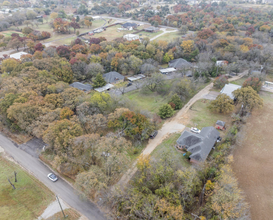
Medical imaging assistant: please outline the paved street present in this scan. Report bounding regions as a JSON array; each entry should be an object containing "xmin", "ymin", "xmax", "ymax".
[{"xmin": 0, "ymin": 133, "xmax": 106, "ymax": 220}]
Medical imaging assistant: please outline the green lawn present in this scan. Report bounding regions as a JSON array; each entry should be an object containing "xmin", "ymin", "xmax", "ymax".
[
  {"xmin": 155, "ymin": 31, "xmax": 181, "ymax": 42},
  {"xmin": 230, "ymin": 77, "xmax": 247, "ymax": 86},
  {"xmin": 1, "ymin": 31, "xmax": 24, "ymax": 37},
  {"xmin": 187, "ymin": 99, "xmax": 232, "ymax": 133},
  {"xmin": 0, "ymin": 155, "xmax": 54, "ymax": 220},
  {"xmin": 124, "ymin": 89, "xmax": 169, "ymax": 113},
  {"xmin": 151, "ymin": 133, "xmax": 190, "ymax": 168},
  {"xmin": 137, "ymin": 30, "xmax": 163, "ymax": 39}
]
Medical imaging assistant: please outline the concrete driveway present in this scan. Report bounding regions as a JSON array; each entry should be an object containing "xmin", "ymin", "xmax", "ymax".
[{"xmin": 202, "ymin": 91, "xmax": 220, "ymax": 100}]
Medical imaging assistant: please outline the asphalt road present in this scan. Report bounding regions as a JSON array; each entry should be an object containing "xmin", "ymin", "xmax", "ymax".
[{"xmin": 0, "ymin": 133, "xmax": 106, "ymax": 220}]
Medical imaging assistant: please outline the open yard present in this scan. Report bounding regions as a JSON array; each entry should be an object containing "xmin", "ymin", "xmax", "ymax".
[
  {"xmin": 124, "ymin": 89, "xmax": 169, "ymax": 113},
  {"xmin": 1, "ymin": 31, "xmax": 24, "ymax": 37},
  {"xmin": 91, "ymin": 25, "xmax": 136, "ymax": 41},
  {"xmin": 151, "ymin": 133, "xmax": 190, "ymax": 168},
  {"xmin": 137, "ymin": 30, "xmax": 163, "ymax": 39},
  {"xmin": 186, "ymin": 99, "xmax": 232, "ymax": 134},
  {"xmin": 0, "ymin": 155, "xmax": 54, "ymax": 220},
  {"xmin": 232, "ymin": 91, "xmax": 273, "ymax": 220},
  {"xmin": 155, "ymin": 31, "xmax": 181, "ymax": 42}
]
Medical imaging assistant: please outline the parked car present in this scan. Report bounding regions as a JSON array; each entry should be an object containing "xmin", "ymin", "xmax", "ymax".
[
  {"xmin": 150, "ymin": 130, "xmax": 158, "ymax": 139},
  {"xmin": 216, "ymin": 136, "xmax": 222, "ymax": 142},
  {"xmin": 190, "ymin": 127, "xmax": 201, "ymax": 134},
  {"xmin": 47, "ymin": 173, "xmax": 58, "ymax": 182},
  {"xmin": 127, "ymin": 82, "xmax": 132, "ymax": 87}
]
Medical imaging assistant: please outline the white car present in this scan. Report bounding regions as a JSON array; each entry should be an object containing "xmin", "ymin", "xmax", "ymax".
[
  {"xmin": 47, "ymin": 173, "xmax": 58, "ymax": 182},
  {"xmin": 190, "ymin": 127, "xmax": 201, "ymax": 134}
]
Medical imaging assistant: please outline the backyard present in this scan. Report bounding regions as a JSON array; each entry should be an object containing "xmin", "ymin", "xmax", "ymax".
[
  {"xmin": 232, "ymin": 91, "xmax": 273, "ymax": 220},
  {"xmin": 186, "ymin": 99, "xmax": 231, "ymax": 134},
  {"xmin": 155, "ymin": 31, "xmax": 180, "ymax": 42},
  {"xmin": 0, "ymin": 155, "xmax": 54, "ymax": 220},
  {"xmin": 151, "ymin": 132, "xmax": 190, "ymax": 168}
]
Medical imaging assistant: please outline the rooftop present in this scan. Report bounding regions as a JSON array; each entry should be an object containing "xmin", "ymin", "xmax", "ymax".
[
  {"xmin": 9, "ymin": 52, "xmax": 29, "ymax": 60},
  {"xmin": 177, "ymin": 127, "xmax": 220, "ymax": 162},
  {"xmin": 169, "ymin": 58, "xmax": 193, "ymax": 69},
  {"xmin": 103, "ymin": 71, "xmax": 125, "ymax": 84},
  {"xmin": 220, "ymin": 83, "xmax": 241, "ymax": 99},
  {"xmin": 69, "ymin": 82, "xmax": 93, "ymax": 91},
  {"xmin": 94, "ymin": 83, "xmax": 114, "ymax": 92}
]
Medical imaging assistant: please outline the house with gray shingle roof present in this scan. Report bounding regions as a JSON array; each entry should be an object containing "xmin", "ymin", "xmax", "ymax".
[
  {"xmin": 69, "ymin": 82, "xmax": 93, "ymax": 92},
  {"xmin": 220, "ymin": 83, "xmax": 241, "ymax": 99},
  {"xmin": 169, "ymin": 58, "xmax": 193, "ymax": 70},
  {"xmin": 103, "ymin": 71, "xmax": 124, "ymax": 84},
  {"xmin": 176, "ymin": 127, "xmax": 220, "ymax": 163}
]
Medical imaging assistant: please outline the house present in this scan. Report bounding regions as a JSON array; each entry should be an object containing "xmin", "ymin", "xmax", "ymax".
[
  {"xmin": 144, "ymin": 26, "xmax": 160, "ymax": 33},
  {"xmin": 216, "ymin": 60, "xmax": 228, "ymax": 67},
  {"xmin": 94, "ymin": 83, "xmax": 114, "ymax": 92},
  {"xmin": 103, "ymin": 71, "xmax": 125, "ymax": 84},
  {"xmin": 9, "ymin": 52, "xmax": 29, "ymax": 60},
  {"xmin": 220, "ymin": 83, "xmax": 241, "ymax": 99},
  {"xmin": 123, "ymin": 34, "xmax": 140, "ymax": 41},
  {"xmin": 169, "ymin": 58, "xmax": 193, "ymax": 70},
  {"xmin": 127, "ymin": 74, "xmax": 146, "ymax": 82},
  {"xmin": 215, "ymin": 120, "xmax": 226, "ymax": 130},
  {"xmin": 69, "ymin": 82, "xmax": 93, "ymax": 92},
  {"xmin": 159, "ymin": 68, "xmax": 176, "ymax": 74},
  {"xmin": 176, "ymin": 127, "xmax": 220, "ymax": 163},
  {"xmin": 122, "ymin": 22, "xmax": 137, "ymax": 30}
]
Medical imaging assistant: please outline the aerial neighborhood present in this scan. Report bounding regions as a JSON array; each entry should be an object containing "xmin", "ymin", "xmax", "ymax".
[{"xmin": 0, "ymin": 0, "xmax": 273, "ymax": 219}]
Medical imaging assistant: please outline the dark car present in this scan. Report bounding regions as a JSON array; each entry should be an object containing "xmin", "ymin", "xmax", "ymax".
[
  {"xmin": 127, "ymin": 82, "xmax": 133, "ymax": 87},
  {"xmin": 150, "ymin": 130, "xmax": 158, "ymax": 139}
]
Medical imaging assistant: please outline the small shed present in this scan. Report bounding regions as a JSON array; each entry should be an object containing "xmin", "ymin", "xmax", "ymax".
[
  {"xmin": 215, "ymin": 120, "xmax": 226, "ymax": 130},
  {"xmin": 127, "ymin": 74, "xmax": 145, "ymax": 82}
]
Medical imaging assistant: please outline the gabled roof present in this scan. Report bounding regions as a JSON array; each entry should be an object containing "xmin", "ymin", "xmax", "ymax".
[
  {"xmin": 176, "ymin": 127, "xmax": 220, "ymax": 162},
  {"xmin": 103, "ymin": 71, "xmax": 124, "ymax": 84},
  {"xmin": 220, "ymin": 83, "xmax": 241, "ymax": 99},
  {"xmin": 169, "ymin": 58, "xmax": 193, "ymax": 69},
  {"xmin": 216, "ymin": 120, "xmax": 225, "ymax": 127},
  {"xmin": 122, "ymin": 22, "xmax": 137, "ymax": 28},
  {"xmin": 69, "ymin": 82, "xmax": 93, "ymax": 91}
]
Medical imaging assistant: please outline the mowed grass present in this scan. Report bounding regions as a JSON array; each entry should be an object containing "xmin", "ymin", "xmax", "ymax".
[
  {"xmin": 151, "ymin": 133, "xmax": 190, "ymax": 167},
  {"xmin": 47, "ymin": 208, "xmax": 81, "ymax": 220},
  {"xmin": 137, "ymin": 30, "xmax": 163, "ymax": 39},
  {"xmin": 1, "ymin": 31, "xmax": 24, "ymax": 37},
  {"xmin": 155, "ymin": 31, "xmax": 181, "ymax": 42},
  {"xmin": 124, "ymin": 89, "xmax": 169, "ymax": 113},
  {"xmin": 0, "ymin": 155, "xmax": 54, "ymax": 220},
  {"xmin": 187, "ymin": 99, "xmax": 232, "ymax": 133},
  {"xmin": 93, "ymin": 25, "xmax": 136, "ymax": 41},
  {"xmin": 230, "ymin": 76, "xmax": 247, "ymax": 86}
]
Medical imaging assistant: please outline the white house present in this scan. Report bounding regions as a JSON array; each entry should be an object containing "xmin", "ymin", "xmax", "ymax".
[
  {"xmin": 220, "ymin": 84, "xmax": 241, "ymax": 99},
  {"xmin": 9, "ymin": 52, "xmax": 29, "ymax": 60},
  {"xmin": 123, "ymin": 34, "xmax": 139, "ymax": 41}
]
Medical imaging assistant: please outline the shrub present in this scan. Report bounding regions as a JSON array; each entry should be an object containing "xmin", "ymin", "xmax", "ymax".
[
  {"xmin": 158, "ymin": 104, "xmax": 174, "ymax": 119},
  {"xmin": 168, "ymin": 102, "xmax": 176, "ymax": 109},
  {"xmin": 242, "ymin": 77, "xmax": 262, "ymax": 92},
  {"xmin": 213, "ymin": 75, "xmax": 228, "ymax": 89},
  {"xmin": 169, "ymin": 94, "xmax": 183, "ymax": 110}
]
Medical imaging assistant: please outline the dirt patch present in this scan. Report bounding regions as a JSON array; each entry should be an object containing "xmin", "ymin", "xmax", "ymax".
[{"xmin": 232, "ymin": 92, "xmax": 273, "ymax": 220}]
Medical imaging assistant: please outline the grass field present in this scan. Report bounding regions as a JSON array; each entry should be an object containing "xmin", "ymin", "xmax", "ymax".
[
  {"xmin": 137, "ymin": 30, "xmax": 163, "ymax": 39},
  {"xmin": 155, "ymin": 31, "xmax": 181, "ymax": 42},
  {"xmin": 230, "ymin": 76, "xmax": 247, "ymax": 86},
  {"xmin": 0, "ymin": 155, "xmax": 54, "ymax": 220},
  {"xmin": 47, "ymin": 208, "xmax": 81, "ymax": 220},
  {"xmin": 93, "ymin": 25, "xmax": 136, "ymax": 41},
  {"xmin": 151, "ymin": 133, "xmax": 190, "ymax": 167},
  {"xmin": 1, "ymin": 31, "xmax": 24, "ymax": 37},
  {"xmin": 124, "ymin": 89, "xmax": 169, "ymax": 113},
  {"xmin": 187, "ymin": 99, "xmax": 232, "ymax": 133},
  {"xmin": 232, "ymin": 91, "xmax": 273, "ymax": 220}
]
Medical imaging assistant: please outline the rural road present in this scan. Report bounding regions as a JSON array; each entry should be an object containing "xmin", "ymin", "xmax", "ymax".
[
  {"xmin": 118, "ymin": 70, "xmax": 249, "ymax": 186},
  {"xmin": 0, "ymin": 133, "xmax": 106, "ymax": 220}
]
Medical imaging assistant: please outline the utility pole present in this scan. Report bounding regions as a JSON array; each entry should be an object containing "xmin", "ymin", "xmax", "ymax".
[{"xmin": 56, "ymin": 195, "xmax": 67, "ymax": 218}]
